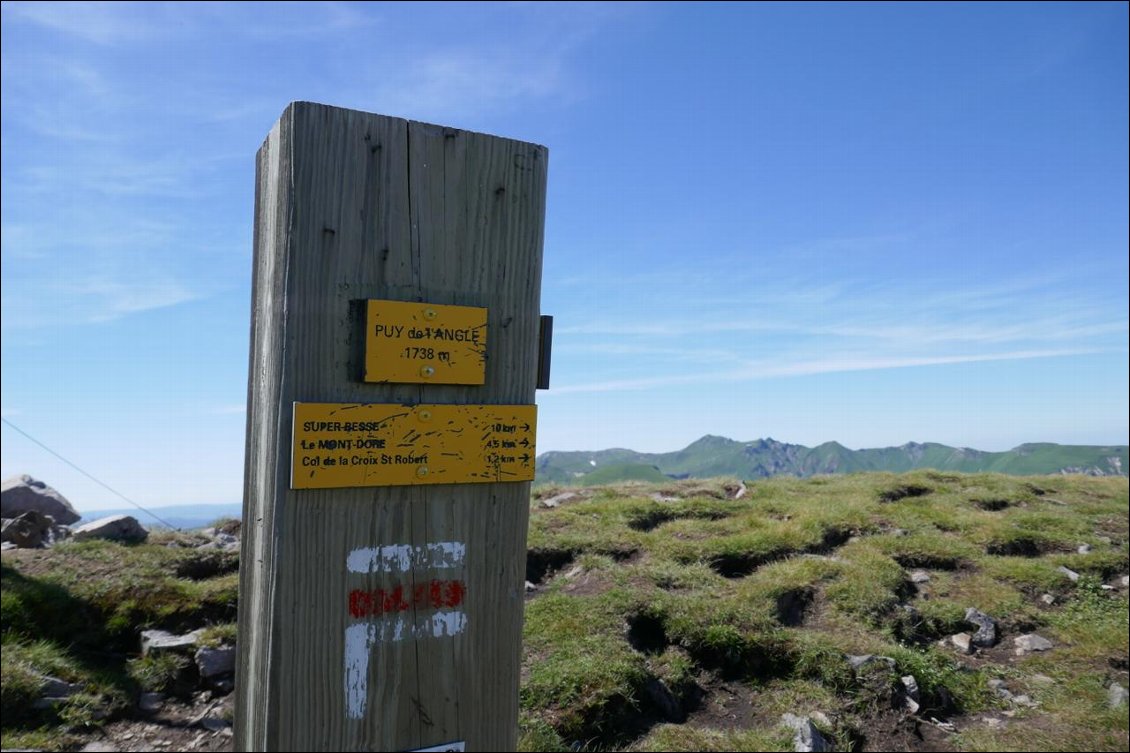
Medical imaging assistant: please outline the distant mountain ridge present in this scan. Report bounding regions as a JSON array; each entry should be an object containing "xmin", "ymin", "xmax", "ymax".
[{"xmin": 535, "ymin": 437, "xmax": 1128, "ymax": 485}]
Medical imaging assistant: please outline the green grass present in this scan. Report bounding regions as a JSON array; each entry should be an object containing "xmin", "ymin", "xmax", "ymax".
[
  {"xmin": 521, "ymin": 472, "xmax": 1128, "ymax": 751},
  {"xmin": 3, "ymin": 470, "xmax": 1126, "ymax": 752},
  {"xmin": 1, "ymin": 532, "xmax": 241, "ymax": 742}
]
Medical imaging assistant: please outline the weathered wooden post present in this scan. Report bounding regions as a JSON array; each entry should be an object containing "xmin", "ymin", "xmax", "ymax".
[{"xmin": 235, "ymin": 102, "xmax": 547, "ymax": 752}]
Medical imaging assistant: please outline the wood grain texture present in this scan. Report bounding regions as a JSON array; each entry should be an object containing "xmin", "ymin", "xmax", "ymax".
[{"xmin": 235, "ymin": 103, "xmax": 547, "ymax": 752}]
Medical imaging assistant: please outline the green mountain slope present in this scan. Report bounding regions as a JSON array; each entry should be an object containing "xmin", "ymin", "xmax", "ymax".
[{"xmin": 535, "ymin": 436, "xmax": 1128, "ymax": 485}]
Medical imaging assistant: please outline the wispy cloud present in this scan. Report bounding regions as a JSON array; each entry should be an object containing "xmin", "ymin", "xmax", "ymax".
[{"xmin": 548, "ymin": 348, "xmax": 1108, "ymax": 395}]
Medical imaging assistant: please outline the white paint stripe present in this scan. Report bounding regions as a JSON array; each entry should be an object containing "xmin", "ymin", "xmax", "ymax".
[
  {"xmin": 344, "ymin": 609, "xmax": 468, "ymax": 720},
  {"xmin": 346, "ymin": 541, "xmax": 466, "ymax": 574}
]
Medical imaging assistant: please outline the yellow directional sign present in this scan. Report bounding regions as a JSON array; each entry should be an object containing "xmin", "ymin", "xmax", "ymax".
[
  {"xmin": 364, "ymin": 300, "xmax": 487, "ymax": 385},
  {"xmin": 291, "ymin": 402, "xmax": 536, "ymax": 489}
]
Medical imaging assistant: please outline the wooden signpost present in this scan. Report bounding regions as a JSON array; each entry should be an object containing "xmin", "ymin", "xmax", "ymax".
[{"xmin": 235, "ymin": 102, "xmax": 547, "ymax": 752}]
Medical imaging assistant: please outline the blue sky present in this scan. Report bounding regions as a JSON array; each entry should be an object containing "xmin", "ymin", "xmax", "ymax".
[{"xmin": 2, "ymin": 2, "xmax": 1127, "ymax": 511}]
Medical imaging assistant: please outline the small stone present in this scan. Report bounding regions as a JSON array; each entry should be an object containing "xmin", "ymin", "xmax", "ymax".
[
  {"xmin": 1101, "ymin": 584, "xmax": 1115, "ymax": 591},
  {"xmin": 1040, "ymin": 593, "xmax": 1055, "ymax": 605},
  {"xmin": 987, "ymin": 678, "xmax": 1012, "ymax": 700},
  {"xmin": 195, "ymin": 645, "xmax": 236, "ymax": 678},
  {"xmin": 563, "ymin": 565, "xmax": 583, "ymax": 579},
  {"xmin": 964, "ymin": 608, "xmax": 998, "ymax": 647},
  {"xmin": 984, "ymin": 717, "xmax": 1004, "ymax": 729},
  {"xmin": 1057, "ymin": 565, "xmax": 1080, "ymax": 582},
  {"xmin": 1012, "ymin": 694, "xmax": 1037, "ymax": 708},
  {"xmin": 540, "ymin": 491, "xmax": 577, "ymax": 508},
  {"xmin": 910, "ymin": 570, "xmax": 931, "ymax": 584},
  {"xmin": 141, "ymin": 629, "xmax": 202, "ymax": 656},
  {"xmin": 201, "ymin": 715, "xmax": 230, "ymax": 731},
  {"xmin": 524, "ymin": 580, "xmax": 537, "ymax": 592},
  {"xmin": 1029, "ymin": 674, "xmax": 1055, "ymax": 685},
  {"xmin": 847, "ymin": 654, "xmax": 896, "ymax": 670},
  {"xmin": 950, "ymin": 633, "xmax": 974, "ymax": 654},
  {"xmin": 1109, "ymin": 683, "xmax": 1129, "ymax": 709},
  {"xmin": 780, "ymin": 713, "xmax": 829, "ymax": 753},
  {"xmin": 891, "ymin": 528, "xmax": 909, "ymax": 537},
  {"xmin": 80, "ymin": 743, "xmax": 119, "ymax": 752},
  {"xmin": 1077, "ymin": 543, "xmax": 1092, "ymax": 554},
  {"xmin": 901, "ymin": 675, "xmax": 921, "ymax": 713},
  {"xmin": 139, "ymin": 692, "xmax": 165, "ymax": 713},
  {"xmin": 1121, "ymin": 575, "xmax": 1129, "ymax": 588},
  {"xmin": 40, "ymin": 675, "xmax": 81, "ymax": 698},
  {"xmin": 1014, "ymin": 633, "xmax": 1054, "ymax": 655}
]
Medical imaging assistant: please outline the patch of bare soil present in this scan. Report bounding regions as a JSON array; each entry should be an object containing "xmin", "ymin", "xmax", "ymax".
[{"xmin": 73, "ymin": 693, "xmax": 233, "ymax": 752}]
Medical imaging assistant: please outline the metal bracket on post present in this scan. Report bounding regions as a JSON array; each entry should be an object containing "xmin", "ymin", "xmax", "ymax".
[{"xmin": 537, "ymin": 315, "xmax": 553, "ymax": 390}]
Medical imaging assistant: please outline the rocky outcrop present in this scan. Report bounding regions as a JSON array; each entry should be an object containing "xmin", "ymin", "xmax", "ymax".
[
  {"xmin": 73, "ymin": 515, "xmax": 148, "ymax": 543},
  {"xmin": 1, "ymin": 509, "xmax": 71, "ymax": 549},
  {"xmin": 1, "ymin": 475, "xmax": 80, "ymax": 524}
]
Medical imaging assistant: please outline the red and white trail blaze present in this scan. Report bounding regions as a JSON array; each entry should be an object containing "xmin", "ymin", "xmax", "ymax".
[{"xmin": 344, "ymin": 541, "xmax": 468, "ymax": 720}]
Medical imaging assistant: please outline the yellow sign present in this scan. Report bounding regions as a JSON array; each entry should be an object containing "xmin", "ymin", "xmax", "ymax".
[
  {"xmin": 291, "ymin": 402, "xmax": 536, "ymax": 489},
  {"xmin": 364, "ymin": 300, "xmax": 487, "ymax": 384}
]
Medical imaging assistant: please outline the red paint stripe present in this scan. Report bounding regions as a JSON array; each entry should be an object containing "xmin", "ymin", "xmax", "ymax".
[{"xmin": 349, "ymin": 579, "xmax": 466, "ymax": 618}]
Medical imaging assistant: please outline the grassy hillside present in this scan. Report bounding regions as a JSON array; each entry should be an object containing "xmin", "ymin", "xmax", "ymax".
[
  {"xmin": 3, "ymin": 473, "xmax": 1127, "ymax": 752},
  {"xmin": 522, "ymin": 472, "xmax": 1128, "ymax": 751},
  {"xmin": 536, "ymin": 437, "xmax": 1129, "ymax": 485}
]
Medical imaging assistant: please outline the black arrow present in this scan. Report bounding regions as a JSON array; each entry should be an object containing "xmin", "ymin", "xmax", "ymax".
[
  {"xmin": 521, "ymin": 423, "xmax": 531, "ymax": 432},
  {"xmin": 520, "ymin": 453, "xmax": 530, "ymax": 463}
]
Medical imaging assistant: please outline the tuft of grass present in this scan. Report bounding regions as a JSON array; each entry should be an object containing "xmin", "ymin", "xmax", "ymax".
[{"xmin": 629, "ymin": 723, "xmax": 793, "ymax": 752}]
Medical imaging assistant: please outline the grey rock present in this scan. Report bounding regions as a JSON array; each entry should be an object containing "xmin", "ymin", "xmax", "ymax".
[
  {"xmin": 910, "ymin": 570, "xmax": 931, "ymax": 584},
  {"xmin": 847, "ymin": 654, "xmax": 896, "ymax": 670},
  {"xmin": 141, "ymin": 629, "xmax": 202, "ymax": 656},
  {"xmin": 1122, "ymin": 575, "xmax": 1129, "ymax": 588},
  {"xmin": 1, "ymin": 510, "xmax": 53, "ymax": 548},
  {"xmin": 73, "ymin": 515, "xmax": 148, "ymax": 544},
  {"xmin": 524, "ymin": 580, "xmax": 538, "ymax": 592},
  {"xmin": 643, "ymin": 677, "xmax": 685, "ymax": 722},
  {"xmin": 195, "ymin": 645, "xmax": 236, "ymax": 678},
  {"xmin": 780, "ymin": 713, "xmax": 830, "ymax": 753},
  {"xmin": 964, "ymin": 607, "xmax": 998, "ymax": 647},
  {"xmin": 733, "ymin": 481, "xmax": 748, "ymax": 499},
  {"xmin": 900, "ymin": 675, "xmax": 921, "ymax": 713},
  {"xmin": 1014, "ymin": 633, "xmax": 1054, "ymax": 655},
  {"xmin": 200, "ymin": 715, "xmax": 231, "ymax": 731},
  {"xmin": 1057, "ymin": 565, "xmax": 1080, "ymax": 582},
  {"xmin": 1012, "ymin": 694, "xmax": 1037, "ymax": 708},
  {"xmin": 988, "ymin": 679, "xmax": 1013, "ymax": 700},
  {"xmin": 950, "ymin": 633, "xmax": 974, "ymax": 654},
  {"xmin": 40, "ymin": 675, "xmax": 81, "ymax": 699},
  {"xmin": 540, "ymin": 491, "xmax": 577, "ymax": 508},
  {"xmin": 0, "ymin": 540, "xmax": 15, "ymax": 551},
  {"xmin": 1077, "ymin": 544, "xmax": 1092, "ymax": 554},
  {"xmin": 138, "ymin": 692, "xmax": 165, "ymax": 713},
  {"xmin": 1029, "ymin": 674, "xmax": 1055, "ymax": 685},
  {"xmin": 1109, "ymin": 683, "xmax": 1129, "ymax": 709},
  {"xmin": 80, "ymin": 743, "xmax": 119, "ymax": 752},
  {"xmin": 1040, "ymin": 593, "xmax": 1056, "ymax": 605},
  {"xmin": 1, "ymin": 475, "xmax": 80, "ymax": 524}
]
